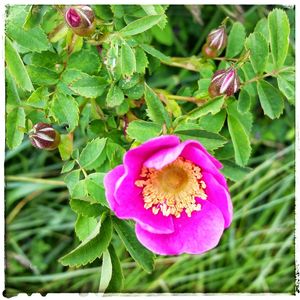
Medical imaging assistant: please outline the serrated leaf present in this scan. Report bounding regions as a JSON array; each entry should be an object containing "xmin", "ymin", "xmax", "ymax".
[
  {"xmin": 58, "ymin": 134, "xmax": 73, "ymax": 161},
  {"xmin": 26, "ymin": 86, "xmax": 49, "ymax": 108},
  {"xmin": 120, "ymin": 42, "xmax": 136, "ymax": 76},
  {"xmin": 113, "ymin": 218, "xmax": 155, "ymax": 273},
  {"xmin": 75, "ymin": 215, "xmax": 98, "ymax": 241},
  {"xmin": 99, "ymin": 250, "xmax": 112, "ymax": 293},
  {"xmin": 79, "ymin": 138, "xmax": 107, "ymax": 169},
  {"xmin": 227, "ymin": 113, "xmax": 251, "ymax": 166},
  {"xmin": 198, "ymin": 110, "xmax": 226, "ymax": 133},
  {"xmin": 220, "ymin": 160, "xmax": 252, "ymax": 182},
  {"xmin": 226, "ymin": 22, "xmax": 246, "ymax": 58},
  {"xmin": 186, "ymin": 96, "xmax": 225, "ymax": 120},
  {"xmin": 50, "ymin": 93, "xmax": 79, "ymax": 132},
  {"xmin": 268, "ymin": 9, "xmax": 290, "ymax": 68},
  {"xmin": 144, "ymin": 83, "xmax": 170, "ymax": 127},
  {"xmin": 135, "ymin": 47, "xmax": 149, "ymax": 73},
  {"xmin": 64, "ymin": 169, "xmax": 81, "ymax": 194},
  {"xmin": 238, "ymin": 89, "xmax": 251, "ymax": 113},
  {"xmin": 69, "ymin": 73, "xmax": 108, "ymax": 98},
  {"xmin": 245, "ymin": 32, "xmax": 268, "ymax": 74},
  {"xmin": 140, "ymin": 44, "xmax": 171, "ymax": 63},
  {"xmin": 257, "ymin": 80, "xmax": 284, "ymax": 119},
  {"xmin": 106, "ymin": 84, "xmax": 124, "ymax": 107},
  {"xmin": 6, "ymin": 107, "xmax": 26, "ymax": 149},
  {"xmin": 254, "ymin": 18, "xmax": 269, "ymax": 43},
  {"xmin": 174, "ymin": 126, "xmax": 227, "ymax": 151},
  {"xmin": 70, "ymin": 199, "xmax": 107, "ymax": 217},
  {"xmin": 23, "ymin": 5, "xmax": 47, "ymax": 30},
  {"xmin": 106, "ymin": 244, "xmax": 124, "ymax": 293},
  {"xmin": 86, "ymin": 178, "xmax": 108, "ymax": 207},
  {"xmin": 59, "ymin": 216, "xmax": 112, "ymax": 267},
  {"xmin": 127, "ymin": 120, "xmax": 161, "ymax": 142},
  {"xmin": 277, "ymin": 71, "xmax": 295, "ymax": 105},
  {"xmin": 6, "ymin": 70, "xmax": 21, "ymax": 108},
  {"xmin": 5, "ymin": 37, "xmax": 33, "ymax": 92},
  {"xmin": 61, "ymin": 160, "xmax": 75, "ymax": 174},
  {"xmin": 120, "ymin": 15, "xmax": 163, "ymax": 36},
  {"xmin": 27, "ymin": 65, "xmax": 59, "ymax": 86}
]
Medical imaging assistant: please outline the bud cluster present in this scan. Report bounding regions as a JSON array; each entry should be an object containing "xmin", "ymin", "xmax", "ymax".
[
  {"xmin": 29, "ymin": 123, "xmax": 60, "ymax": 151},
  {"xmin": 202, "ymin": 25, "xmax": 227, "ymax": 59},
  {"xmin": 208, "ymin": 67, "xmax": 240, "ymax": 97},
  {"xmin": 65, "ymin": 5, "xmax": 96, "ymax": 37}
]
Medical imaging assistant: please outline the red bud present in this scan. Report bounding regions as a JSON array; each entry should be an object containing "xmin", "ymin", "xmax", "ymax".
[{"xmin": 29, "ymin": 123, "xmax": 60, "ymax": 151}]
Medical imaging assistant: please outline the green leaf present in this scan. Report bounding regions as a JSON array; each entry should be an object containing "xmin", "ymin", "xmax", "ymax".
[
  {"xmin": 198, "ymin": 110, "xmax": 226, "ymax": 133},
  {"xmin": 257, "ymin": 80, "xmax": 284, "ymax": 119},
  {"xmin": 64, "ymin": 169, "xmax": 81, "ymax": 195},
  {"xmin": 23, "ymin": 5, "xmax": 47, "ymax": 30},
  {"xmin": 70, "ymin": 198, "xmax": 107, "ymax": 217},
  {"xmin": 220, "ymin": 160, "xmax": 252, "ymax": 182},
  {"xmin": 113, "ymin": 218, "xmax": 155, "ymax": 273},
  {"xmin": 227, "ymin": 113, "xmax": 251, "ymax": 166},
  {"xmin": 61, "ymin": 160, "xmax": 75, "ymax": 174},
  {"xmin": 86, "ymin": 178, "xmax": 108, "ymax": 207},
  {"xmin": 127, "ymin": 120, "xmax": 161, "ymax": 142},
  {"xmin": 120, "ymin": 15, "xmax": 163, "ymax": 36},
  {"xmin": 5, "ymin": 37, "xmax": 33, "ymax": 91},
  {"xmin": 79, "ymin": 138, "xmax": 107, "ymax": 169},
  {"xmin": 27, "ymin": 65, "xmax": 59, "ymax": 86},
  {"xmin": 245, "ymin": 32, "xmax": 268, "ymax": 74},
  {"xmin": 26, "ymin": 87, "xmax": 49, "ymax": 108},
  {"xmin": 59, "ymin": 216, "xmax": 112, "ymax": 267},
  {"xmin": 268, "ymin": 9, "xmax": 290, "ymax": 68},
  {"xmin": 6, "ymin": 15, "xmax": 50, "ymax": 53},
  {"xmin": 50, "ymin": 93, "xmax": 79, "ymax": 132},
  {"xmin": 75, "ymin": 215, "xmax": 98, "ymax": 241},
  {"xmin": 58, "ymin": 134, "xmax": 73, "ymax": 161},
  {"xmin": 140, "ymin": 44, "xmax": 171, "ymax": 63},
  {"xmin": 106, "ymin": 244, "xmax": 124, "ymax": 293},
  {"xmin": 226, "ymin": 22, "xmax": 246, "ymax": 58},
  {"xmin": 277, "ymin": 71, "xmax": 295, "ymax": 105},
  {"xmin": 6, "ymin": 107, "xmax": 26, "ymax": 149},
  {"xmin": 175, "ymin": 125, "xmax": 227, "ymax": 151},
  {"xmin": 6, "ymin": 70, "xmax": 21, "ymax": 108},
  {"xmin": 135, "ymin": 46, "xmax": 149, "ymax": 73},
  {"xmin": 120, "ymin": 42, "xmax": 136, "ymax": 76},
  {"xmin": 152, "ymin": 22, "xmax": 173, "ymax": 46},
  {"xmin": 238, "ymin": 89, "xmax": 251, "ymax": 113},
  {"xmin": 254, "ymin": 17, "xmax": 269, "ymax": 43},
  {"xmin": 106, "ymin": 84, "xmax": 124, "ymax": 108},
  {"xmin": 124, "ymin": 82, "xmax": 144, "ymax": 99},
  {"xmin": 186, "ymin": 96, "xmax": 225, "ymax": 120},
  {"xmin": 99, "ymin": 250, "xmax": 112, "ymax": 293},
  {"xmin": 69, "ymin": 73, "xmax": 108, "ymax": 98},
  {"xmin": 144, "ymin": 83, "xmax": 171, "ymax": 127},
  {"xmin": 67, "ymin": 49, "xmax": 101, "ymax": 75}
]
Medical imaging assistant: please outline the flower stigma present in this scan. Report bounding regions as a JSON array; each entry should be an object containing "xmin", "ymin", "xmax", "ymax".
[{"xmin": 135, "ymin": 157, "xmax": 207, "ymax": 218}]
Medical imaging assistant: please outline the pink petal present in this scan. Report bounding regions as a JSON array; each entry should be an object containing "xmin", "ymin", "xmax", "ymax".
[
  {"xmin": 202, "ymin": 171, "xmax": 233, "ymax": 228},
  {"xmin": 181, "ymin": 145, "xmax": 227, "ymax": 189},
  {"xmin": 104, "ymin": 165, "xmax": 125, "ymax": 211},
  {"xmin": 135, "ymin": 200, "xmax": 225, "ymax": 255}
]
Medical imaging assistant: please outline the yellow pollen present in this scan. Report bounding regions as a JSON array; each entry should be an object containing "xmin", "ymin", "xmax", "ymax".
[{"xmin": 135, "ymin": 157, "xmax": 207, "ymax": 218}]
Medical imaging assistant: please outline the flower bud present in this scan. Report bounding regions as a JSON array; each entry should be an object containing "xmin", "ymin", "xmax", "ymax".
[
  {"xmin": 202, "ymin": 26, "xmax": 227, "ymax": 58},
  {"xmin": 29, "ymin": 123, "xmax": 60, "ymax": 150},
  {"xmin": 65, "ymin": 5, "xmax": 95, "ymax": 37},
  {"xmin": 208, "ymin": 68, "xmax": 240, "ymax": 97}
]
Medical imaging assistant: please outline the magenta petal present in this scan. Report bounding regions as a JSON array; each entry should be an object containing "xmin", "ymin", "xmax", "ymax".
[
  {"xmin": 135, "ymin": 200, "xmax": 225, "ymax": 255},
  {"xmin": 103, "ymin": 165, "xmax": 125, "ymax": 211},
  {"xmin": 202, "ymin": 171, "xmax": 233, "ymax": 228},
  {"xmin": 181, "ymin": 145, "xmax": 227, "ymax": 188}
]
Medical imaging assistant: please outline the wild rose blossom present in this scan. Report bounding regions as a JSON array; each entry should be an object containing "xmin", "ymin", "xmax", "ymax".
[
  {"xmin": 104, "ymin": 135, "xmax": 233, "ymax": 255},
  {"xmin": 208, "ymin": 67, "xmax": 240, "ymax": 97}
]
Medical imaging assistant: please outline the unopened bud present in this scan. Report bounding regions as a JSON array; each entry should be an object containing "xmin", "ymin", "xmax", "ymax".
[
  {"xmin": 202, "ymin": 25, "xmax": 227, "ymax": 58},
  {"xmin": 208, "ymin": 68, "xmax": 240, "ymax": 97},
  {"xmin": 65, "ymin": 5, "xmax": 95, "ymax": 37},
  {"xmin": 29, "ymin": 123, "xmax": 60, "ymax": 150}
]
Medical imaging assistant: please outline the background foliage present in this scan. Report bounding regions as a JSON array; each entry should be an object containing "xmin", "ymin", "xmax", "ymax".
[{"xmin": 5, "ymin": 4, "xmax": 295, "ymax": 295}]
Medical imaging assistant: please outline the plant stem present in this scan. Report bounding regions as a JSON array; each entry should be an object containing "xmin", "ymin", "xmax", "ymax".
[
  {"xmin": 155, "ymin": 89, "xmax": 207, "ymax": 104},
  {"xmin": 75, "ymin": 159, "xmax": 88, "ymax": 178}
]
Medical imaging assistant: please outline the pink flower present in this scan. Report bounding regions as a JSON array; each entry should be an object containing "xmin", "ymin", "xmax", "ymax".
[{"xmin": 104, "ymin": 135, "xmax": 233, "ymax": 255}]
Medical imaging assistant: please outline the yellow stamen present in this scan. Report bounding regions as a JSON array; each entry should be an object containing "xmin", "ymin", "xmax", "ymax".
[{"xmin": 135, "ymin": 157, "xmax": 207, "ymax": 218}]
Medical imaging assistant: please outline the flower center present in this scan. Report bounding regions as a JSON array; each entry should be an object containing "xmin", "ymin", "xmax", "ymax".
[{"xmin": 135, "ymin": 157, "xmax": 207, "ymax": 218}]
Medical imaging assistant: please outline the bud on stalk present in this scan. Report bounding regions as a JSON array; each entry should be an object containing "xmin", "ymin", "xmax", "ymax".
[
  {"xmin": 29, "ymin": 123, "xmax": 60, "ymax": 150},
  {"xmin": 208, "ymin": 67, "xmax": 240, "ymax": 97},
  {"xmin": 202, "ymin": 25, "xmax": 227, "ymax": 58},
  {"xmin": 65, "ymin": 5, "xmax": 95, "ymax": 37}
]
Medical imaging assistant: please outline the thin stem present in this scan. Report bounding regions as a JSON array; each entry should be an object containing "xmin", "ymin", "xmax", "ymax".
[
  {"xmin": 75, "ymin": 159, "xmax": 88, "ymax": 178},
  {"xmin": 5, "ymin": 176, "xmax": 66, "ymax": 186},
  {"xmin": 242, "ymin": 66, "xmax": 293, "ymax": 86},
  {"xmin": 155, "ymin": 89, "xmax": 207, "ymax": 104}
]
